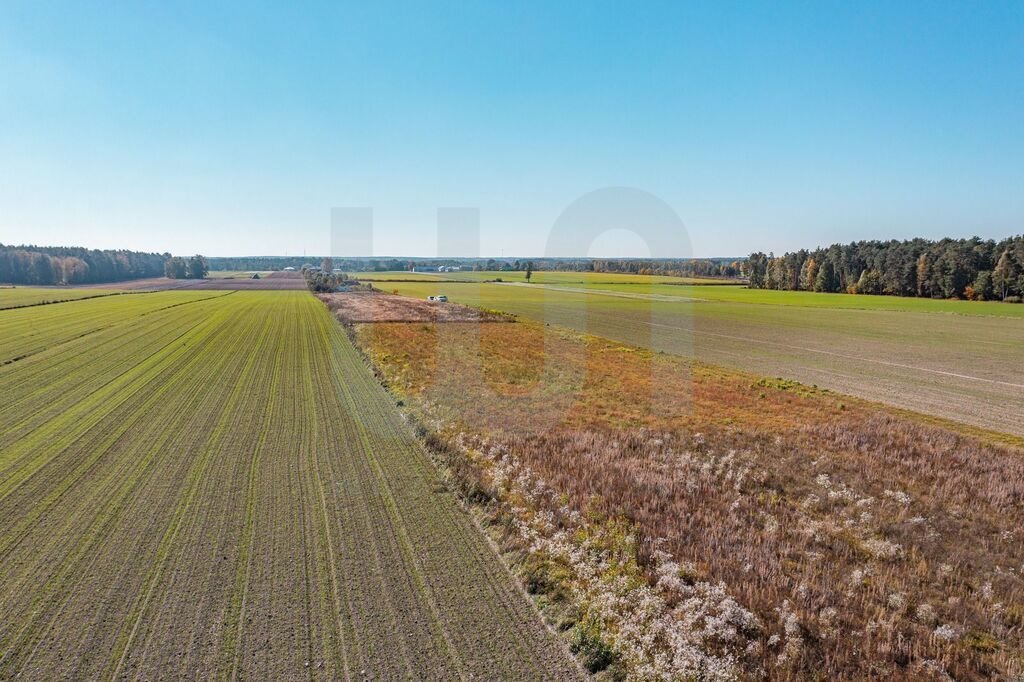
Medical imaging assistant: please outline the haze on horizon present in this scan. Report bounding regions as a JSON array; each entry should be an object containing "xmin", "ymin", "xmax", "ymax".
[{"xmin": 1, "ymin": 1, "xmax": 1022, "ymax": 258}]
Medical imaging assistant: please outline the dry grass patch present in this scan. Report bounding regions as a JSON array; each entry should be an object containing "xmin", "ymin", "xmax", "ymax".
[{"xmin": 353, "ymin": 318, "xmax": 1024, "ymax": 680}]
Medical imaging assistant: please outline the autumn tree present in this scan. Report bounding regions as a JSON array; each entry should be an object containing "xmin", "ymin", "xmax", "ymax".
[
  {"xmin": 165, "ymin": 257, "xmax": 187, "ymax": 279},
  {"xmin": 799, "ymin": 257, "xmax": 819, "ymax": 291},
  {"xmin": 993, "ymin": 250, "xmax": 1018, "ymax": 301},
  {"xmin": 186, "ymin": 255, "xmax": 208, "ymax": 279}
]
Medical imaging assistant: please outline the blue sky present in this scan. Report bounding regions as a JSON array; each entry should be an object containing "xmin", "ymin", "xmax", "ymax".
[{"xmin": 1, "ymin": 1, "xmax": 1022, "ymax": 258}]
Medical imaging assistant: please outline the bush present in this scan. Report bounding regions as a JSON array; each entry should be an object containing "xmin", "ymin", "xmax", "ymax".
[
  {"xmin": 569, "ymin": 620, "xmax": 617, "ymax": 674},
  {"xmin": 1005, "ymin": 295, "xmax": 1022, "ymax": 304},
  {"xmin": 519, "ymin": 554, "xmax": 571, "ymax": 603}
]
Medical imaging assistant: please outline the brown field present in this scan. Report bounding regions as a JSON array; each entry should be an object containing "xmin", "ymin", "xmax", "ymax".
[
  {"xmin": 353, "ymin": 318, "xmax": 1024, "ymax": 680},
  {"xmin": 92, "ymin": 271, "xmax": 308, "ymax": 291},
  {"xmin": 320, "ymin": 291, "xmax": 512, "ymax": 323}
]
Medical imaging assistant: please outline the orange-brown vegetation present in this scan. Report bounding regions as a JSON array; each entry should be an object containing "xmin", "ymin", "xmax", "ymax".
[{"xmin": 354, "ymin": 319, "xmax": 1024, "ymax": 680}]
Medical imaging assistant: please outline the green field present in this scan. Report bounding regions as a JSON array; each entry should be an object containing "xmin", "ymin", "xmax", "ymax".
[
  {"xmin": 0, "ymin": 287, "xmax": 120, "ymax": 310},
  {"xmin": 380, "ymin": 280, "xmax": 1024, "ymax": 436},
  {"xmin": 354, "ymin": 269, "xmax": 734, "ymax": 285},
  {"xmin": 559, "ymin": 281, "xmax": 1024, "ymax": 316},
  {"xmin": 0, "ymin": 291, "xmax": 578, "ymax": 679}
]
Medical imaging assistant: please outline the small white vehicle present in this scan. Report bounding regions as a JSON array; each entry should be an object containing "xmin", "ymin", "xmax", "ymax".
[{"xmin": 427, "ymin": 295, "xmax": 448, "ymax": 303}]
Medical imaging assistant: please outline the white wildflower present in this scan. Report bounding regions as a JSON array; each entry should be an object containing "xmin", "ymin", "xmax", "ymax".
[
  {"xmin": 883, "ymin": 489, "xmax": 912, "ymax": 505},
  {"xmin": 915, "ymin": 603, "xmax": 937, "ymax": 625},
  {"xmin": 818, "ymin": 607, "xmax": 839, "ymax": 637},
  {"xmin": 862, "ymin": 537, "xmax": 903, "ymax": 560}
]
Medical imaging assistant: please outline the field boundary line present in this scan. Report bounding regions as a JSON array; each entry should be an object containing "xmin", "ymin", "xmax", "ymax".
[{"xmin": 0, "ymin": 291, "xmax": 125, "ymax": 311}]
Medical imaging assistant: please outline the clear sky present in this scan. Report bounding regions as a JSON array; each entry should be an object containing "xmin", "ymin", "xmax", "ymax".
[{"xmin": 1, "ymin": 1, "xmax": 1022, "ymax": 258}]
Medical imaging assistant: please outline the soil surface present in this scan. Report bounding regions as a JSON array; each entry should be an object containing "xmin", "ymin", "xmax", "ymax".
[
  {"xmin": 85, "ymin": 271, "xmax": 308, "ymax": 291},
  {"xmin": 320, "ymin": 291, "xmax": 512, "ymax": 323}
]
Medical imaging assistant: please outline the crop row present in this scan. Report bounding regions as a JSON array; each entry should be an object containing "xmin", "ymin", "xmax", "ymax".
[{"xmin": 0, "ymin": 291, "xmax": 579, "ymax": 679}]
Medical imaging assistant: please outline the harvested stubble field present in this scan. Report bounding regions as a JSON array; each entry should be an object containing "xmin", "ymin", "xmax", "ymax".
[
  {"xmin": 319, "ymin": 290, "xmax": 512, "ymax": 323},
  {"xmin": 0, "ymin": 291, "xmax": 579, "ymax": 679},
  {"xmin": 353, "ymin": 317, "xmax": 1024, "ymax": 680},
  {"xmin": 379, "ymin": 281, "xmax": 1024, "ymax": 437}
]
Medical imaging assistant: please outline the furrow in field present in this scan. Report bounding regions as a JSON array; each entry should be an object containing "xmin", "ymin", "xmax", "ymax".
[
  {"xmin": 0, "ymin": 301, "xmax": 254, "ymax": 676},
  {"xmin": 336, "ymin": 376, "xmax": 572, "ymax": 676},
  {"xmin": 102, "ymin": 300, "xmax": 276, "ymax": 679},
  {"xmin": 316, "ymin": 302, "xmax": 580, "ymax": 679},
  {"xmin": 229, "ymin": 299, "xmax": 335, "ymax": 679},
  {"xmin": 118, "ymin": 304, "xmax": 279, "ymax": 677},
  {"xmin": 0, "ymin": 297, "xmax": 228, "ymax": 450},
  {"xmin": 0, "ymin": 308, "xmax": 225, "ymax": 503},
  {"xmin": 0, "ymin": 291, "xmax": 217, "ymax": 366}
]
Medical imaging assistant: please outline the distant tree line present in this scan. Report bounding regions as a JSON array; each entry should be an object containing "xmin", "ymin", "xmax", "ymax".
[
  {"xmin": 586, "ymin": 258, "xmax": 744, "ymax": 279},
  {"xmin": 164, "ymin": 255, "xmax": 209, "ymax": 279},
  {"xmin": 206, "ymin": 256, "xmax": 745, "ymax": 278},
  {"xmin": 746, "ymin": 236, "xmax": 1024, "ymax": 301},
  {"xmin": 464, "ymin": 258, "xmax": 742, "ymax": 277},
  {"xmin": 0, "ymin": 244, "xmax": 168, "ymax": 285}
]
